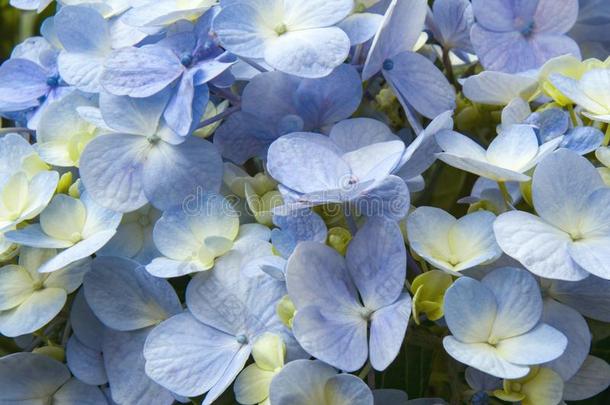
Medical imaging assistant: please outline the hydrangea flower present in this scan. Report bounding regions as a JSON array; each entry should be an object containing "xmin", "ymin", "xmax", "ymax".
[
  {"xmin": 214, "ymin": 0, "xmax": 354, "ymax": 78},
  {"xmin": 146, "ymin": 192, "xmax": 272, "ymax": 277},
  {"xmin": 443, "ymin": 267, "xmax": 567, "ymax": 378},
  {"xmin": 287, "ymin": 217, "xmax": 410, "ymax": 371},
  {"xmin": 407, "ymin": 207, "xmax": 501, "ymax": 275},
  {"xmin": 0, "ymin": 35, "xmax": 69, "ymax": 128},
  {"xmin": 427, "ymin": 0, "xmax": 474, "ymax": 57},
  {"xmin": 54, "ymin": 6, "xmax": 114, "ymax": 93},
  {"xmin": 6, "ymin": 192, "xmax": 121, "ymax": 273},
  {"xmin": 0, "ymin": 247, "xmax": 89, "ymax": 337},
  {"xmin": 143, "ymin": 249, "xmax": 295, "ymax": 404},
  {"xmin": 436, "ymin": 124, "xmax": 563, "ymax": 182},
  {"xmin": 470, "ymin": 0, "xmax": 581, "ymax": 73},
  {"xmin": 83, "ymin": 256, "xmax": 182, "ymax": 404},
  {"xmin": 234, "ymin": 332, "xmax": 286, "ymax": 405},
  {"xmin": 0, "ymin": 352, "xmax": 107, "ymax": 403},
  {"xmin": 494, "ymin": 149, "xmax": 610, "ymax": 281},
  {"xmin": 36, "ymin": 91, "xmax": 100, "ymax": 167},
  {"xmin": 101, "ymin": 9, "xmax": 236, "ymax": 135},
  {"xmin": 78, "ymin": 90, "xmax": 223, "ymax": 212},
  {"xmin": 269, "ymin": 359, "xmax": 373, "ymax": 405},
  {"xmin": 551, "ymin": 67, "xmax": 610, "ymax": 123},
  {"xmin": 362, "ymin": 0, "xmax": 455, "ymax": 128},
  {"xmin": 268, "ymin": 113, "xmax": 452, "ymax": 220},
  {"xmin": 214, "ymin": 64, "xmax": 362, "ymax": 164}
]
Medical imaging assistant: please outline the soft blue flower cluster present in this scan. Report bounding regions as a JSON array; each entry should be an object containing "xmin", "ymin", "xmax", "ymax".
[{"xmin": 0, "ymin": 0, "xmax": 609, "ymax": 404}]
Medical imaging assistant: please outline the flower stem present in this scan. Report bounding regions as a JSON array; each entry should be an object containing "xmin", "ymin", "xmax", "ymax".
[
  {"xmin": 567, "ymin": 104, "xmax": 578, "ymax": 127},
  {"xmin": 196, "ymin": 105, "xmax": 241, "ymax": 129},
  {"xmin": 497, "ymin": 181, "xmax": 513, "ymax": 206},
  {"xmin": 603, "ymin": 124, "xmax": 610, "ymax": 147},
  {"xmin": 442, "ymin": 48, "xmax": 457, "ymax": 88}
]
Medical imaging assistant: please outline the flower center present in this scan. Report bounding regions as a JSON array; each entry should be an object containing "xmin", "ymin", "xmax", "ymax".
[
  {"xmin": 383, "ymin": 59, "xmax": 394, "ymax": 71},
  {"xmin": 275, "ymin": 23, "xmax": 288, "ymax": 36},
  {"xmin": 46, "ymin": 75, "xmax": 60, "ymax": 87},
  {"xmin": 180, "ymin": 53, "xmax": 193, "ymax": 67},
  {"xmin": 236, "ymin": 334, "xmax": 248, "ymax": 345}
]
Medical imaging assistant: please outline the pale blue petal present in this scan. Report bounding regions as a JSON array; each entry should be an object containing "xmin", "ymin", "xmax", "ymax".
[
  {"xmin": 532, "ymin": 149, "xmax": 604, "ymax": 230},
  {"xmin": 330, "ymin": 118, "xmax": 397, "ymax": 153},
  {"xmin": 563, "ymin": 356, "xmax": 610, "ymax": 401},
  {"xmin": 271, "ymin": 210, "xmax": 327, "ymax": 258},
  {"xmin": 354, "ymin": 175, "xmax": 410, "ymax": 220},
  {"xmin": 548, "ymin": 275, "xmax": 610, "ymax": 322},
  {"xmin": 70, "ymin": 289, "xmax": 104, "ymax": 351},
  {"xmin": 101, "ymin": 46, "xmax": 183, "ymax": 98},
  {"xmin": 533, "ymin": 0, "xmax": 579, "ymax": 33},
  {"xmin": 295, "ymin": 64, "xmax": 362, "ymax": 128},
  {"xmin": 100, "ymin": 90, "xmax": 170, "ymax": 136},
  {"xmin": 338, "ymin": 13, "xmax": 383, "ymax": 45},
  {"xmin": 103, "ymin": 328, "xmax": 175, "ymax": 405},
  {"xmin": 443, "ymin": 277, "xmax": 497, "ymax": 343},
  {"xmin": 55, "ymin": 6, "xmax": 109, "ymax": 54},
  {"xmin": 325, "ymin": 373, "xmax": 374, "ymax": 405},
  {"xmin": 269, "ymin": 359, "xmax": 337, "ymax": 405},
  {"xmin": 214, "ymin": 112, "xmax": 277, "ymax": 164},
  {"xmin": 471, "ymin": 0, "xmax": 535, "ymax": 31},
  {"xmin": 83, "ymin": 256, "xmax": 181, "ymax": 331},
  {"xmin": 346, "ymin": 217, "xmax": 406, "ymax": 310},
  {"xmin": 143, "ymin": 311, "xmax": 243, "ymax": 397},
  {"xmin": 79, "ymin": 133, "xmax": 149, "ymax": 213},
  {"xmin": 482, "ymin": 267, "xmax": 542, "ymax": 341},
  {"xmin": 142, "ymin": 136, "xmax": 223, "ymax": 211},
  {"xmin": 369, "ymin": 293, "xmax": 411, "ymax": 371},
  {"xmin": 0, "ymin": 59, "xmax": 47, "ymax": 108},
  {"xmin": 241, "ymin": 71, "xmax": 299, "ymax": 122},
  {"xmin": 292, "ymin": 305, "xmax": 368, "ymax": 372},
  {"xmin": 52, "ymin": 378, "xmax": 107, "ymax": 405},
  {"xmin": 201, "ymin": 348, "xmax": 250, "ymax": 405},
  {"xmin": 362, "ymin": 0, "xmax": 427, "ymax": 80},
  {"xmin": 524, "ymin": 108, "xmax": 569, "ymax": 143},
  {"xmin": 286, "ymin": 241, "xmax": 360, "ymax": 310},
  {"xmin": 542, "ymin": 299, "xmax": 590, "ymax": 380},
  {"xmin": 0, "ymin": 352, "xmax": 69, "ymax": 401},
  {"xmin": 267, "ymin": 132, "xmax": 350, "ymax": 194},
  {"xmin": 66, "ymin": 336, "xmax": 107, "ymax": 386},
  {"xmin": 383, "ymin": 51, "xmax": 455, "ymax": 119},
  {"xmin": 213, "ymin": 3, "xmax": 270, "ymax": 59},
  {"xmin": 429, "ymin": 0, "xmax": 474, "ymax": 52},
  {"xmin": 561, "ymin": 127, "xmax": 604, "ymax": 155}
]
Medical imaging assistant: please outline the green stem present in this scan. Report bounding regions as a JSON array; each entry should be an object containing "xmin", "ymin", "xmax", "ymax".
[
  {"xmin": 358, "ymin": 361, "xmax": 372, "ymax": 379},
  {"xmin": 567, "ymin": 104, "xmax": 578, "ymax": 126},
  {"xmin": 497, "ymin": 181, "xmax": 513, "ymax": 207},
  {"xmin": 603, "ymin": 124, "xmax": 610, "ymax": 147},
  {"xmin": 442, "ymin": 48, "xmax": 457, "ymax": 88}
]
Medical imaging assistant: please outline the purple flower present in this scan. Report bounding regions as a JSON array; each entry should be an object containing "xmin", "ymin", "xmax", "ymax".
[{"xmin": 470, "ymin": 0, "xmax": 581, "ymax": 73}]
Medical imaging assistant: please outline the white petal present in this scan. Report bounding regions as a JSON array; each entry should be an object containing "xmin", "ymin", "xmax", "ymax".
[
  {"xmin": 495, "ymin": 324, "xmax": 567, "ymax": 366},
  {"xmin": 493, "ymin": 211, "xmax": 589, "ymax": 281},
  {"xmin": 0, "ymin": 288, "xmax": 66, "ymax": 337},
  {"xmin": 264, "ymin": 28, "xmax": 350, "ymax": 78},
  {"xmin": 443, "ymin": 337, "xmax": 529, "ymax": 379}
]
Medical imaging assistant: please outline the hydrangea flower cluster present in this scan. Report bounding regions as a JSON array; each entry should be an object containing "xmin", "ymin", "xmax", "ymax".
[{"xmin": 0, "ymin": 0, "xmax": 610, "ymax": 404}]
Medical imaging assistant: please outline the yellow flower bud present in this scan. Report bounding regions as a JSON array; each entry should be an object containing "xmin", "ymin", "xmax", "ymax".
[
  {"xmin": 276, "ymin": 295, "xmax": 296, "ymax": 329},
  {"xmin": 56, "ymin": 172, "xmax": 73, "ymax": 194},
  {"xmin": 327, "ymin": 227, "xmax": 352, "ymax": 255},
  {"xmin": 411, "ymin": 270, "xmax": 453, "ymax": 324},
  {"xmin": 494, "ymin": 367, "xmax": 563, "ymax": 405},
  {"xmin": 33, "ymin": 345, "xmax": 65, "ymax": 363}
]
